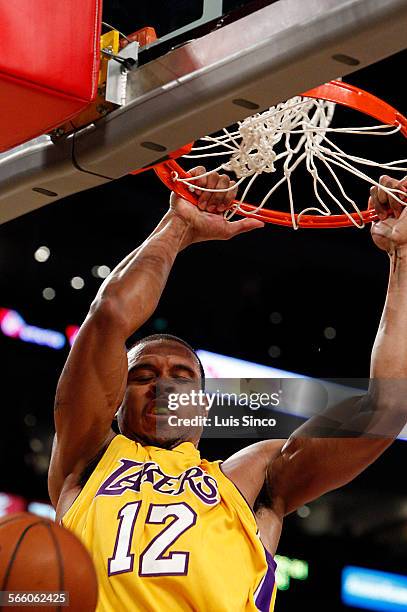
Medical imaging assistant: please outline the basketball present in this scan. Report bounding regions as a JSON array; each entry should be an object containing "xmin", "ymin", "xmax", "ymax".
[{"xmin": 0, "ymin": 513, "xmax": 98, "ymax": 611}]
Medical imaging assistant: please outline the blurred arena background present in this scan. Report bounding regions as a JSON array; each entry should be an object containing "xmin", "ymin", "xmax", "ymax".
[{"xmin": 0, "ymin": 1, "xmax": 406, "ymax": 610}]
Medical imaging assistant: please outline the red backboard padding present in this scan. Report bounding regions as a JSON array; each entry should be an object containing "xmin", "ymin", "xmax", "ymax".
[{"xmin": 0, "ymin": 0, "xmax": 102, "ymax": 152}]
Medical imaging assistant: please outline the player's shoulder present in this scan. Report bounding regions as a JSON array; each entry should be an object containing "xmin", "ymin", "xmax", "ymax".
[
  {"xmin": 223, "ymin": 439, "xmax": 286, "ymax": 473},
  {"xmin": 219, "ymin": 440, "xmax": 287, "ymax": 511}
]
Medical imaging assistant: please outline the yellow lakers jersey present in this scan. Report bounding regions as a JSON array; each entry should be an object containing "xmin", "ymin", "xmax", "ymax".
[{"xmin": 63, "ymin": 435, "xmax": 277, "ymax": 612}]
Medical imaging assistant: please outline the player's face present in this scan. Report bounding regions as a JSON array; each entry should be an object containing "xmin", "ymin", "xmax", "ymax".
[{"xmin": 118, "ymin": 341, "xmax": 206, "ymax": 448}]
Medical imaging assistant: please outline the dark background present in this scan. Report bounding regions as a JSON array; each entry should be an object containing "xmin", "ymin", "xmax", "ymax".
[{"xmin": 0, "ymin": 1, "xmax": 406, "ymax": 610}]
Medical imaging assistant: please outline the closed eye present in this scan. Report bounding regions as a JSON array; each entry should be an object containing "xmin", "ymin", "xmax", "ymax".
[{"xmin": 128, "ymin": 368, "xmax": 157, "ymax": 382}]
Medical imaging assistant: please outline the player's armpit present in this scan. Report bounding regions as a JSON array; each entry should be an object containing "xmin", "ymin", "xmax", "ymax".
[
  {"xmin": 49, "ymin": 431, "xmax": 116, "ymax": 515},
  {"xmin": 49, "ymin": 299, "xmax": 129, "ymax": 504}
]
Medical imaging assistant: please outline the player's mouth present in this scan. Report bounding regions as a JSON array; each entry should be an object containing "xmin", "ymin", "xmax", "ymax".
[
  {"xmin": 145, "ymin": 398, "xmax": 171, "ymax": 417},
  {"xmin": 151, "ymin": 406, "xmax": 171, "ymax": 415}
]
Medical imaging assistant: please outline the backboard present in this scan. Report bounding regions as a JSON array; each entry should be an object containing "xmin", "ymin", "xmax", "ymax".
[{"xmin": 0, "ymin": 0, "xmax": 406, "ymax": 224}]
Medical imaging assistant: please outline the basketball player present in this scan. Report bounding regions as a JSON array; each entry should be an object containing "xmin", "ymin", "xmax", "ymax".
[{"xmin": 49, "ymin": 170, "xmax": 407, "ymax": 611}]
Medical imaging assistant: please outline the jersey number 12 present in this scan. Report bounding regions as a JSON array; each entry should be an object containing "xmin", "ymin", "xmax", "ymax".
[{"xmin": 108, "ymin": 501, "xmax": 197, "ymax": 576}]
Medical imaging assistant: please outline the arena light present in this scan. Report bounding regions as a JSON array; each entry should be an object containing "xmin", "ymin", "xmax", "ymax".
[
  {"xmin": 92, "ymin": 265, "xmax": 111, "ymax": 279},
  {"xmin": 28, "ymin": 501, "xmax": 56, "ymax": 520},
  {"xmin": 34, "ymin": 246, "xmax": 50, "ymax": 262},
  {"xmin": 0, "ymin": 492, "xmax": 26, "ymax": 517},
  {"xmin": 0, "ymin": 308, "xmax": 65, "ymax": 350},
  {"xmin": 66, "ymin": 324, "xmax": 80, "ymax": 346},
  {"xmin": 0, "ymin": 307, "xmax": 80, "ymax": 349},
  {"xmin": 196, "ymin": 349, "xmax": 296, "ymax": 379},
  {"xmin": 42, "ymin": 287, "xmax": 56, "ymax": 301},
  {"xmin": 70, "ymin": 276, "xmax": 85, "ymax": 290},
  {"xmin": 342, "ymin": 566, "xmax": 407, "ymax": 611},
  {"xmin": 275, "ymin": 555, "xmax": 309, "ymax": 591}
]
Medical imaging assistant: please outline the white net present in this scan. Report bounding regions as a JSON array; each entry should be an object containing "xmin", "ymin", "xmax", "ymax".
[{"xmin": 173, "ymin": 94, "xmax": 407, "ymax": 229}]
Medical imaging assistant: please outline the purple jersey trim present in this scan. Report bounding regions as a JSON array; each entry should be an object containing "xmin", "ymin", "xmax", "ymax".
[
  {"xmin": 255, "ymin": 548, "xmax": 277, "ymax": 612},
  {"xmin": 264, "ymin": 547, "xmax": 277, "ymax": 571},
  {"xmin": 218, "ymin": 462, "xmax": 277, "ymax": 610}
]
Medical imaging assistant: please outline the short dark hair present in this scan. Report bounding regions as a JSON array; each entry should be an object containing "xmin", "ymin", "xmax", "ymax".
[{"xmin": 127, "ymin": 333, "xmax": 205, "ymax": 387}]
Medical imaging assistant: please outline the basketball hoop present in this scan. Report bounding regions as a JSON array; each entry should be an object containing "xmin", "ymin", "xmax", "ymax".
[{"xmin": 153, "ymin": 81, "xmax": 407, "ymax": 229}]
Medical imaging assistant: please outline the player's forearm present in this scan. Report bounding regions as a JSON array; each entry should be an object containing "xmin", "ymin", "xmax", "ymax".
[
  {"xmin": 92, "ymin": 210, "xmax": 191, "ymax": 336},
  {"xmin": 371, "ymin": 247, "xmax": 407, "ymax": 378},
  {"xmin": 357, "ymin": 247, "xmax": 407, "ymax": 436}
]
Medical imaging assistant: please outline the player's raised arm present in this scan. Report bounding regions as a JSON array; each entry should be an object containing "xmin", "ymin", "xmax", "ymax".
[
  {"xmin": 48, "ymin": 169, "xmax": 262, "ymax": 508},
  {"xmin": 222, "ymin": 176, "xmax": 407, "ymax": 522}
]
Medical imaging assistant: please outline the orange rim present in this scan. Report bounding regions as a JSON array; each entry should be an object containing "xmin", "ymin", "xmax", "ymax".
[{"xmin": 153, "ymin": 81, "xmax": 407, "ymax": 228}]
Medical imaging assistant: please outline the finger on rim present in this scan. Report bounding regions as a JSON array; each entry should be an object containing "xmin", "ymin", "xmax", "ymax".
[
  {"xmin": 207, "ymin": 175, "xmax": 231, "ymax": 212},
  {"xmin": 188, "ymin": 166, "xmax": 207, "ymax": 199},
  {"xmin": 380, "ymin": 175, "xmax": 404, "ymax": 219},
  {"xmin": 222, "ymin": 179, "xmax": 237, "ymax": 211},
  {"xmin": 369, "ymin": 186, "xmax": 389, "ymax": 221},
  {"xmin": 198, "ymin": 171, "xmax": 221, "ymax": 210}
]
